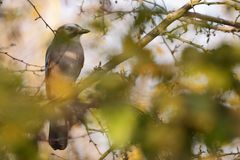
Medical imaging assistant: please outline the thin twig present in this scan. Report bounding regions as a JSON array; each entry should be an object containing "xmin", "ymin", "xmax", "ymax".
[
  {"xmin": 83, "ymin": 122, "xmax": 102, "ymax": 155},
  {"xmin": 79, "ymin": 0, "xmax": 85, "ymax": 15},
  {"xmin": 50, "ymin": 153, "xmax": 66, "ymax": 160},
  {"xmin": 161, "ymin": 36, "xmax": 178, "ymax": 63},
  {"xmin": 34, "ymin": 78, "xmax": 45, "ymax": 96},
  {"xmin": 90, "ymin": 110, "xmax": 113, "ymax": 158},
  {"xmin": 0, "ymin": 51, "xmax": 44, "ymax": 68},
  {"xmin": 98, "ymin": 147, "xmax": 113, "ymax": 160},
  {"xmin": 26, "ymin": 0, "xmax": 56, "ymax": 34}
]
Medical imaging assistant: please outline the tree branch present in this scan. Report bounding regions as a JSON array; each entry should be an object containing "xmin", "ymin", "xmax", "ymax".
[
  {"xmin": 180, "ymin": 17, "xmax": 240, "ymax": 33},
  {"xmin": 185, "ymin": 11, "xmax": 240, "ymax": 28},
  {"xmin": 196, "ymin": 1, "xmax": 240, "ymax": 11},
  {"xmin": 138, "ymin": 0, "xmax": 201, "ymax": 47},
  {"xmin": 76, "ymin": 0, "xmax": 201, "ymax": 92}
]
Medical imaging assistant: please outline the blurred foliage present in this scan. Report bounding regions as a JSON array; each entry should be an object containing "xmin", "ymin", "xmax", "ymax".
[
  {"xmin": 90, "ymin": 40, "xmax": 240, "ymax": 159},
  {"xmin": 0, "ymin": 67, "xmax": 46, "ymax": 160}
]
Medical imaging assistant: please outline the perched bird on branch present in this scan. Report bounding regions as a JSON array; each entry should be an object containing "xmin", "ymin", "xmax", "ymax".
[{"xmin": 45, "ymin": 24, "xmax": 89, "ymax": 150}]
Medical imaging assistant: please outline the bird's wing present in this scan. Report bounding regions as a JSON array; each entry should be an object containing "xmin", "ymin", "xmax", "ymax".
[{"xmin": 45, "ymin": 43, "xmax": 68, "ymax": 77}]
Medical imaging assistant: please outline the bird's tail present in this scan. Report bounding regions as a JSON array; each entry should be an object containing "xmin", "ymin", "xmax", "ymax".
[
  {"xmin": 48, "ymin": 100, "xmax": 87, "ymax": 150},
  {"xmin": 48, "ymin": 119, "xmax": 69, "ymax": 150}
]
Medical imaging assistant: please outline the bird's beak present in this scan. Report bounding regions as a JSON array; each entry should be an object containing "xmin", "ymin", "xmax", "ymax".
[{"xmin": 78, "ymin": 28, "xmax": 90, "ymax": 34}]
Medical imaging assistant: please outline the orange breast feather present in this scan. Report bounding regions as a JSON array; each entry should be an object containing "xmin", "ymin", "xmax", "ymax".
[{"xmin": 46, "ymin": 62, "xmax": 75, "ymax": 99}]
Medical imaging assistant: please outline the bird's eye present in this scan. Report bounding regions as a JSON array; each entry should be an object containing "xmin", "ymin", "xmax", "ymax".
[{"xmin": 66, "ymin": 27, "xmax": 74, "ymax": 32}]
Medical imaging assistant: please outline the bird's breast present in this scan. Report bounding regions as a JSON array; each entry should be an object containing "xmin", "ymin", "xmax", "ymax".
[{"xmin": 45, "ymin": 41, "xmax": 84, "ymax": 99}]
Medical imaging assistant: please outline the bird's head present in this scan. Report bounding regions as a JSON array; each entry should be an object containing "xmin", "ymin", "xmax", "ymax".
[{"xmin": 55, "ymin": 24, "xmax": 90, "ymax": 40}]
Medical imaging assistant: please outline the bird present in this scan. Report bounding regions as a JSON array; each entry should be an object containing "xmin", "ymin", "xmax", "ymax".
[{"xmin": 45, "ymin": 24, "xmax": 89, "ymax": 150}]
